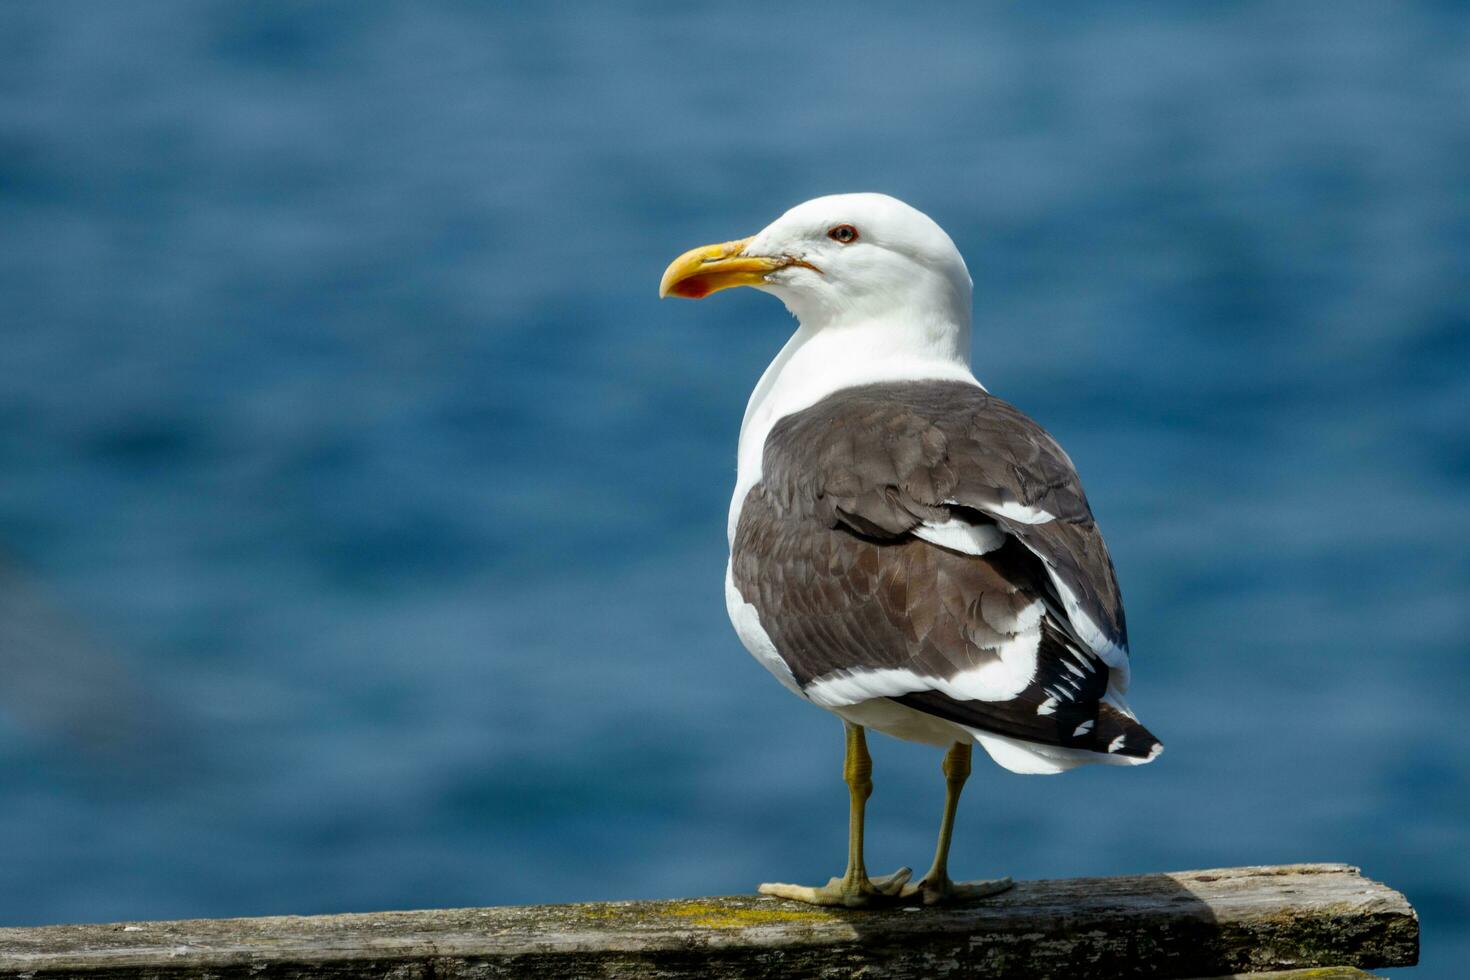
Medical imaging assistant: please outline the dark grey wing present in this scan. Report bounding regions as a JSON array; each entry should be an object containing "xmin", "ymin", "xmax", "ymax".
[
  {"xmin": 807, "ymin": 383, "xmax": 1127, "ymax": 660},
  {"xmin": 732, "ymin": 380, "xmax": 1157, "ymax": 758}
]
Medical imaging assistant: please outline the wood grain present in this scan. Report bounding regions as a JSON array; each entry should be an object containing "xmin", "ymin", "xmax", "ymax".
[{"xmin": 0, "ymin": 863, "xmax": 1418, "ymax": 979}]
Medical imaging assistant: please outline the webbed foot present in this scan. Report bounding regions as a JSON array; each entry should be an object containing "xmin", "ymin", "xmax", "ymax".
[
  {"xmin": 758, "ymin": 867, "xmax": 912, "ymax": 908},
  {"xmin": 900, "ymin": 873, "xmax": 1013, "ymax": 906}
]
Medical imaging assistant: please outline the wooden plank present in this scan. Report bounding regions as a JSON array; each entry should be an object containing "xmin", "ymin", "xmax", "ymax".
[
  {"xmin": 1187, "ymin": 969, "xmax": 1381, "ymax": 975},
  {"xmin": 1190, "ymin": 971, "xmax": 1385, "ymax": 980},
  {"xmin": 0, "ymin": 863, "xmax": 1418, "ymax": 979}
]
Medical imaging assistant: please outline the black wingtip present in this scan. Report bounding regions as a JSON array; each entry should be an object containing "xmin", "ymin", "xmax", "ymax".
[{"xmin": 1090, "ymin": 703, "xmax": 1163, "ymax": 760}]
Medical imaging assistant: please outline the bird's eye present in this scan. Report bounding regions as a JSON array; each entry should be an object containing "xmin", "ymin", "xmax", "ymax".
[{"xmin": 827, "ymin": 224, "xmax": 859, "ymax": 244}]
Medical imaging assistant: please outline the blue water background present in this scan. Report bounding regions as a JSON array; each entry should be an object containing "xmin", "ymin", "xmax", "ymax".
[{"xmin": 2, "ymin": 3, "xmax": 1466, "ymax": 975}]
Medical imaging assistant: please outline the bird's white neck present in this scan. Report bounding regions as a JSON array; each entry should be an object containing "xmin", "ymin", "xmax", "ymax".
[{"xmin": 728, "ymin": 312, "xmax": 979, "ymax": 544}]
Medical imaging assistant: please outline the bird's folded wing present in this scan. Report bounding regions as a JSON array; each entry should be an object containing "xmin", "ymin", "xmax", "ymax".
[{"xmin": 732, "ymin": 380, "xmax": 1155, "ymax": 757}]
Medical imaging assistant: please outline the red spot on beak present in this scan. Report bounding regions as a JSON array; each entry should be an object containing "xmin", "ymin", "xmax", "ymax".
[{"xmin": 669, "ymin": 276, "xmax": 715, "ymax": 299}]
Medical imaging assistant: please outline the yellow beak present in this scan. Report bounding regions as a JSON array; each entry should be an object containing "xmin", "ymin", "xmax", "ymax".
[{"xmin": 659, "ymin": 236, "xmax": 786, "ymax": 299}]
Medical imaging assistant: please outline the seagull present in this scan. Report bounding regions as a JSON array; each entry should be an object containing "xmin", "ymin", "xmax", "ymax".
[{"xmin": 660, "ymin": 193, "xmax": 1161, "ymax": 908}]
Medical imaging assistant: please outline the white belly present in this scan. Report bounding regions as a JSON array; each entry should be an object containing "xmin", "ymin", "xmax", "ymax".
[{"xmin": 828, "ymin": 698, "xmax": 973, "ymax": 748}]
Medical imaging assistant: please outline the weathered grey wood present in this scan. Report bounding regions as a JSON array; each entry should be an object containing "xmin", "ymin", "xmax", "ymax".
[
  {"xmin": 0, "ymin": 864, "xmax": 1417, "ymax": 979},
  {"xmin": 1191, "ymin": 971, "xmax": 1385, "ymax": 979}
]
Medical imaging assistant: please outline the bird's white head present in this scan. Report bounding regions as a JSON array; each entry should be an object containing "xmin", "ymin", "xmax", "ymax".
[{"xmin": 660, "ymin": 193, "xmax": 973, "ymax": 362}]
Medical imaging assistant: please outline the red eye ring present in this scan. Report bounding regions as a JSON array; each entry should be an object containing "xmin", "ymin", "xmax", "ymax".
[{"xmin": 827, "ymin": 224, "xmax": 859, "ymax": 244}]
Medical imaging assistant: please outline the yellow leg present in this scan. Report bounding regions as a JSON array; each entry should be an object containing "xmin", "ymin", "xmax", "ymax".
[
  {"xmin": 758, "ymin": 722, "xmax": 911, "ymax": 907},
  {"xmin": 902, "ymin": 741, "xmax": 1014, "ymax": 906},
  {"xmin": 931, "ymin": 740, "xmax": 970, "ymax": 880},
  {"xmin": 838, "ymin": 720, "xmax": 875, "ymax": 887}
]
